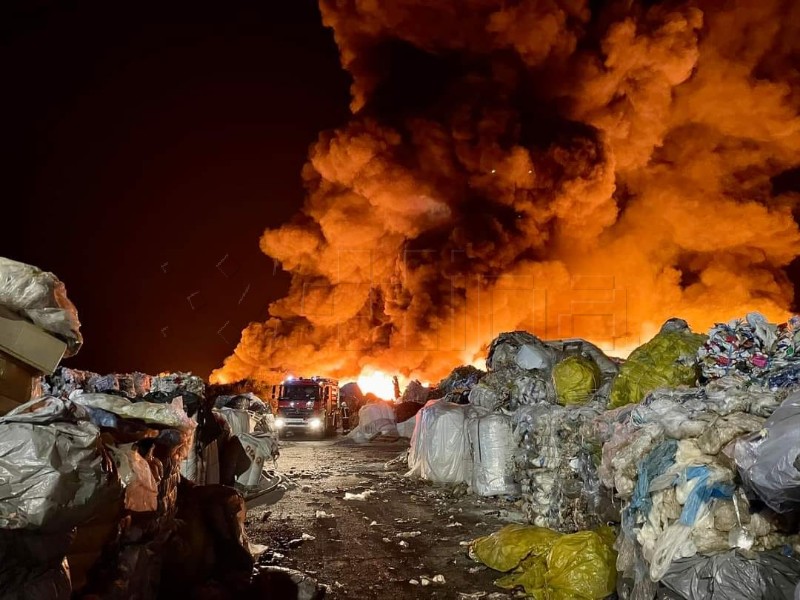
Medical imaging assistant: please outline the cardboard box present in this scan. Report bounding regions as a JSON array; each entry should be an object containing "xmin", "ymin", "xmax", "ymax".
[
  {"xmin": 0, "ymin": 306, "xmax": 67, "ymax": 374},
  {"xmin": 0, "ymin": 351, "xmax": 38, "ymax": 414}
]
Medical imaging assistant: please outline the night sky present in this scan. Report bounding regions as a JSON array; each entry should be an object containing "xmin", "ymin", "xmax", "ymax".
[{"xmin": 1, "ymin": 1, "xmax": 351, "ymax": 377}]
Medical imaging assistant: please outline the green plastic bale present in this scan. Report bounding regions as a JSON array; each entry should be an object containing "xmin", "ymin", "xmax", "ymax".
[
  {"xmin": 484, "ymin": 526, "xmax": 617, "ymax": 600},
  {"xmin": 608, "ymin": 330, "xmax": 706, "ymax": 409},
  {"xmin": 552, "ymin": 356, "xmax": 601, "ymax": 406}
]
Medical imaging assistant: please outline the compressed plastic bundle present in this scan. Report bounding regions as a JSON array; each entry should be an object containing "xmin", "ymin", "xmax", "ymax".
[
  {"xmin": 553, "ymin": 356, "xmax": 601, "ymax": 406},
  {"xmin": 467, "ymin": 412, "xmax": 519, "ymax": 496},
  {"xmin": 471, "ymin": 524, "xmax": 617, "ymax": 599},
  {"xmin": 400, "ymin": 380, "xmax": 429, "ymax": 404},
  {"xmin": 0, "ymin": 257, "xmax": 83, "ymax": 355},
  {"xmin": 600, "ymin": 380, "xmax": 800, "ymax": 598},
  {"xmin": 698, "ymin": 312, "xmax": 798, "ymax": 381},
  {"xmin": 480, "ymin": 367, "xmax": 551, "ymax": 410},
  {"xmin": 437, "ymin": 365, "xmax": 484, "ymax": 395},
  {"xmin": 150, "ymin": 372, "xmax": 206, "ymax": 397},
  {"xmin": 608, "ymin": 321, "xmax": 705, "ymax": 409},
  {"xmin": 467, "ymin": 382, "xmax": 504, "ymax": 411},
  {"xmin": 514, "ymin": 403, "xmax": 604, "ymax": 532},
  {"xmin": 406, "ymin": 400, "xmax": 471, "ymax": 484},
  {"xmin": 486, "ymin": 331, "xmax": 559, "ymax": 372}
]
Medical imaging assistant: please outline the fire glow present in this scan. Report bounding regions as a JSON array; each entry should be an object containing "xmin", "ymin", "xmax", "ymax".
[
  {"xmin": 211, "ymin": 0, "xmax": 800, "ymax": 387},
  {"xmin": 356, "ymin": 369, "xmax": 397, "ymax": 400}
]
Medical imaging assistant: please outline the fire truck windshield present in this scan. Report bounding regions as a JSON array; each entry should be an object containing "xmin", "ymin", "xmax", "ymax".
[{"xmin": 282, "ymin": 385, "xmax": 320, "ymax": 402}]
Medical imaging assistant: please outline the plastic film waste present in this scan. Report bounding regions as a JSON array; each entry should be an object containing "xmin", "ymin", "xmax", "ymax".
[
  {"xmin": 552, "ymin": 356, "xmax": 601, "ymax": 406},
  {"xmin": 467, "ymin": 412, "xmax": 519, "ymax": 496},
  {"xmin": 735, "ymin": 391, "xmax": 800, "ymax": 514},
  {"xmin": 472, "ymin": 524, "xmax": 617, "ymax": 599},
  {"xmin": 406, "ymin": 400, "xmax": 471, "ymax": 484},
  {"xmin": 609, "ymin": 326, "xmax": 705, "ymax": 409}
]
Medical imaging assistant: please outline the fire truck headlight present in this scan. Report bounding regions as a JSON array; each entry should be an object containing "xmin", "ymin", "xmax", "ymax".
[
  {"xmin": 275, "ymin": 418, "xmax": 286, "ymax": 429},
  {"xmin": 308, "ymin": 418, "xmax": 323, "ymax": 430},
  {"xmin": 305, "ymin": 400, "xmax": 315, "ymax": 408}
]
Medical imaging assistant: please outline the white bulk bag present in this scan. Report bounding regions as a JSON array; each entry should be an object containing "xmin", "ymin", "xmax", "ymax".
[
  {"xmin": 467, "ymin": 412, "xmax": 519, "ymax": 496},
  {"xmin": 406, "ymin": 400, "xmax": 471, "ymax": 484}
]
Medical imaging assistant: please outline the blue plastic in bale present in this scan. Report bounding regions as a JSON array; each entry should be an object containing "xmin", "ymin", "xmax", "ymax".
[
  {"xmin": 630, "ymin": 439, "xmax": 678, "ymax": 518},
  {"xmin": 679, "ymin": 466, "xmax": 734, "ymax": 526}
]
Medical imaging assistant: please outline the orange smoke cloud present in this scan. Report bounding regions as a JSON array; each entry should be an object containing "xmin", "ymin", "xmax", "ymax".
[{"xmin": 211, "ymin": 0, "xmax": 800, "ymax": 386}]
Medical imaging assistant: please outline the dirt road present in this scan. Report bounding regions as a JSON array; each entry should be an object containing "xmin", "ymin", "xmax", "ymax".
[{"xmin": 245, "ymin": 435, "xmax": 522, "ymax": 599}]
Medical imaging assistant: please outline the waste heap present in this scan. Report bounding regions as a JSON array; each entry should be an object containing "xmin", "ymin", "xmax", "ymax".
[
  {"xmin": 597, "ymin": 313, "xmax": 800, "ymax": 599},
  {"xmin": 0, "ymin": 392, "xmax": 196, "ymax": 598},
  {"xmin": 480, "ymin": 332, "xmax": 619, "ymax": 531},
  {"xmin": 0, "ymin": 258, "xmax": 285, "ymax": 598}
]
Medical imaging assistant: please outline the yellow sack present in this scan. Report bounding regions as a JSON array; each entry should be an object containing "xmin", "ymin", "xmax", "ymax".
[
  {"xmin": 472, "ymin": 525, "xmax": 617, "ymax": 599},
  {"xmin": 608, "ymin": 330, "xmax": 705, "ymax": 409},
  {"xmin": 472, "ymin": 524, "xmax": 561, "ymax": 572},
  {"xmin": 552, "ymin": 356, "xmax": 601, "ymax": 406}
]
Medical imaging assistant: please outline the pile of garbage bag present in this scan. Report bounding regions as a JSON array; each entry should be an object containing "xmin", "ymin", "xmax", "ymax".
[{"xmin": 0, "ymin": 394, "xmax": 194, "ymax": 597}]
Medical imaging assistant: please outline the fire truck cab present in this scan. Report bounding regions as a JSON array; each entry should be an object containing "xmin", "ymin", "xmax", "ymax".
[{"xmin": 270, "ymin": 376, "xmax": 346, "ymax": 437}]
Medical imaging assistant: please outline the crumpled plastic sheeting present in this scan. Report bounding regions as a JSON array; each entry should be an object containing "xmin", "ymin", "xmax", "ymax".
[
  {"xmin": 735, "ymin": 391, "xmax": 800, "ymax": 514},
  {"xmin": 471, "ymin": 524, "xmax": 617, "ymax": 599},
  {"xmin": 0, "ymin": 257, "xmax": 83, "ymax": 355},
  {"xmin": 70, "ymin": 392, "xmax": 196, "ymax": 432},
  {"xmin": 481, "ymin": 366, "xmax": 551, "ymax": 410},
  {"xmin": 400, "ymin": 380, "xmax": 429, "ymax": 404},
  {"xmin": 609, "ymin": 324, "xmax": 705, "ymax": 409},
  {"xmin": 486, "ymin": 331, "xmax": 559, "ymax": 372},
  {"xmin": 467, "ymin": 412, "xmax": 519, "ymax": 497},
  {"xmin": 106, "ymin": 444, "xmax": 159, "ymax": 512},
  {"xmin": 468, "ymin": 382, "xmax": 504, "ymax": 411},
  {"xmin": 150, "ymin": 372, "xmax": 206, "ymax": 397},
  {"xmin": 357, "ymin": 401, "xmax": 398, "ymax": 438},
  {"xmin": 598, "ymin": 373, "xmax": 800, "ymax": 595},
  {"xmin": 699, "ymin": 312, "xmax": 800, "ymax": 381},
  {"xmin": 515, "ymin": 403, "xmax": 604, "ymax": 532},
  {"xmin": 0, "ymin": 397, "xmax": 112, "ymax": 529},
  {"xmin": 406, "ymin": 400, "xmax": 472, "ymax": 484},
  {"xmin": 660, "ymin": 550, "xmax": 800, "ymax": 600},
  {"xmin": 437, "ymin": 365, "xmax": 485, "ymax": 396}
]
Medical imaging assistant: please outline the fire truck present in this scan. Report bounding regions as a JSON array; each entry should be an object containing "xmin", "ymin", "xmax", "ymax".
[{"xmin": 270, "ymin": 376, "xmax": 348, "ymax": 437}]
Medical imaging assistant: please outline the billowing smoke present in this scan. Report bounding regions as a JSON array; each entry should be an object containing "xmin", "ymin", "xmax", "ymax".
[{"xmin": 211, "ymin": 0, "xmax": 800, "ymax": 385}]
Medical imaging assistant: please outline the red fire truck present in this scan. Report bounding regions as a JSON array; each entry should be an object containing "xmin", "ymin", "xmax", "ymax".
[{"xmin": 270, "ymin": 376, "xmax": 348, "ymax": 437}]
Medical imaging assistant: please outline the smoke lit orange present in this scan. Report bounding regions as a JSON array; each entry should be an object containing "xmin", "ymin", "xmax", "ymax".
[{"xmin": 211, "ymin": 0, "xmax": 800, "ymax": 386}]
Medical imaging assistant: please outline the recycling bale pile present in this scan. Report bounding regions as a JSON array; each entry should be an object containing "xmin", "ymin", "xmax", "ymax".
[
  {"xmin": 479, "ymin": 332, "xmax": 619, "ymax": 532},
  {"xmin": 596, "ymin": 313, "xmax": 800, "ymax": 600}
]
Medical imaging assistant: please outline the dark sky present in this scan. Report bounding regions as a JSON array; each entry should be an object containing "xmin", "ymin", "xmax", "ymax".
[{"xmin": 1, "ymin": 1, "xmax": 351, "ymax": 377}]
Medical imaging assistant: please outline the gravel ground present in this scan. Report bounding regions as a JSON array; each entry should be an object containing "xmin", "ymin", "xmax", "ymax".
[{"xmin": 245, "ymin": 434, "xmax": 525, "ymax": 599}]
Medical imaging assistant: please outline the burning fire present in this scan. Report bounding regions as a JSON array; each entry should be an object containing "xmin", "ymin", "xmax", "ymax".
[
  {"xmin": 211, "ymin": 0, "xmax": 800, "ymax": 387},
  {"xmin": 356, "ymin": 369, "xmax": 397, "ymax": 400}
]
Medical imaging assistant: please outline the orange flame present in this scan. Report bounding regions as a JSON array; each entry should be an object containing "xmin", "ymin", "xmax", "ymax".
[{"xmin": 356, "ymin": 368, "xmax": 397, "ymax": 400}]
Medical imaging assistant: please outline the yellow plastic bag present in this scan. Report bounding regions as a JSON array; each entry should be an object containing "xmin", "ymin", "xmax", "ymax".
[
  {"xmin": 472, "ymin": 525, "xmax": 617, "ymax": 599},
  {"xmin": 552, "ymin": 356, "xmax": 601, "ymax": 406},
  {"xmin": 472, "ymin": 524, "xmax": 561, "ymax": 572},
  {"xmin": 608, "ymin": 330, "xmax": 705, "ymax": 409}
]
